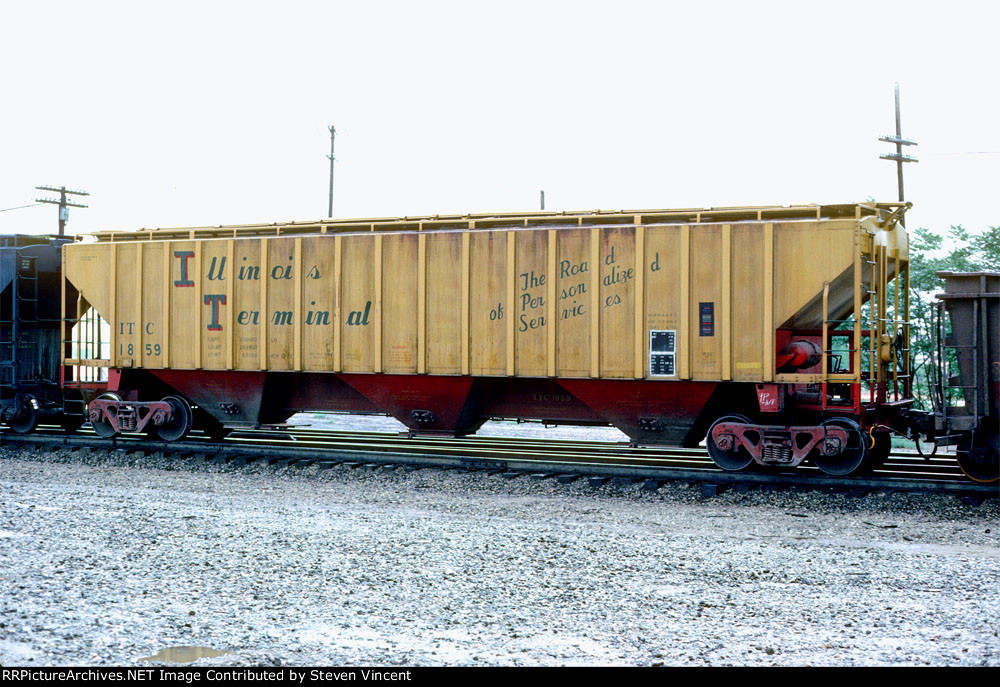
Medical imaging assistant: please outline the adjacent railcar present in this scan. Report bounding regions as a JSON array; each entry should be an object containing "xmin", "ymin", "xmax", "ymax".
[
  {"xmin": 918, "ymin": 272, "xmax": 999, "ymax": 482},
  {"xmin": 61, "ymin": 202, "xmax": 921, "ymax": 477},
  {"xmin": 0, "ymin": 235, "xmax": 88, "ymax": 432}
]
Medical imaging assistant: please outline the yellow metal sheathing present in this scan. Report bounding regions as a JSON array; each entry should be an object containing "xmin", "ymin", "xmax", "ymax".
[
  {"xmin": 514, "ymin": 230, "xmax": 548, "ymax": 377},
  {"xmin": 689, "ymin": 225, "xmax": 722, "ymax": 380},
  {"xmin": 302, "ymin": 237, "xmax": 336, "ymax": 371},
  {"xmin": 644, "ymin": 226, "xmax": 684, "ymax": 371},
  {"xmin": 201, "ymin": 240, "xmax": 228, "ymax": 370},
  {"xmin": 339, "ymin": 235, "xmax": 374, "ymax": 373},
  {"xmin": 114, "ymin": 243, "xmax": 139, "ymax": 367},
  {"xmin": 168, "ymin": 241, "xmax": 197, "ymax": 369},
  {"xmin": 554, "ymin": 227, "xmax": 591, "ymax": 378},
  {"xmin": 63, "ymin": 206, "xmax": 907, "ymax": 383},
  {"xmin": 64, "ymin": 244, "xmax": 111, "ymax": 331},
  {"xmin": 598, "ymin": 226, "xmax": 636, "ymax": 378},
  {"xmin": 234, "ymin": 239, "xmax": 262, "ymax": 370},
  {"xmin": 773, "ymin": 220, "xmax": 856, "ymax": 329},
  {"xmin": 140, "ymin": 242, "xmax": 165, "ymax": 368},
  {"xmin": 468, "ymin": 231, "xmax": 505, "ymax": 375},
  {"xmin": 265, "ymin": 237, "xmax": 295, "ymax": 371},
  {"xmin": 730, "ymin": 224, "xmax": 765, "ymax": 381},
  {"xmin": 381, "ymin": 234, "xmax": 418, "ymax": 373}
]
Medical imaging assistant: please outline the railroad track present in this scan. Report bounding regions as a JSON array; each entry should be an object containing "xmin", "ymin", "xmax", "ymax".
[{"xmin": 1, "ymin": 425, "xmax": 995, "ymax": 501}]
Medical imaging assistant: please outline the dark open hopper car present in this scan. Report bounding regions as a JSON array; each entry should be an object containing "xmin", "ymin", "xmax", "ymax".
[{"xmin": 0, "ymin": 235, "xmax": 87, "ymax": 432}]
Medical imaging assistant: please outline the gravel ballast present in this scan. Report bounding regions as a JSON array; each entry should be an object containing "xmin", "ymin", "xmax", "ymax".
[{"xmin": 0, "ymin": 443, "xmax": 997, "ymax": 667}]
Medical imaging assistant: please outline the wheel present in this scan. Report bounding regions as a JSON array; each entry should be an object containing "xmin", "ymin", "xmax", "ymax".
[
  {"xmin": 8, "ymin": 399, "xmax": 39, "ymax": 434},
  {"xmin": 89, "ymin": 392, "xmax": 121, "ymax": 438},
  {"xmin": 706, "ymin": 414, "xmax": 755, "ymax": 471},
  {"xmin": 156, "ymin": 395, "xmax": 192, "ymax": 442},
  {"xmin": 956, "ymin": 445, "xmax": 999, "ymax": 484},
  {"xmin": 813, "ymin": 418, "xmax": 868, "ymax": 476}
]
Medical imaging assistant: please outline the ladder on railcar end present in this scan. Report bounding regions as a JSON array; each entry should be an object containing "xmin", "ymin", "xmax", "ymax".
[
  {"xmin": 934, "ymin": 299, "xmax": 981, "ymax": 446},
  {"xmin": 16, "ymin": 254, "xmax": 40, "ymax": 389},
  {"xmin": 0, "ymin": 277, "xmax": 14, "ymax": 400},
  {"xmin": 852, "ymin": 230, "xmax": 911, "ymax": 409},
  {"xmin": 0, "ymin": 251, "xmax": 41, "ymax": 397},
  {"xmin": 817, "ymin": 228, "xmax": 911, "ymax": 413},
  {"xmin": 819, "ymin": 282, "xmax": 858, "ymax": 411}
]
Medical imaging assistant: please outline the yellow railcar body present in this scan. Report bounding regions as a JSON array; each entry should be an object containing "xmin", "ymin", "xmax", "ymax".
[{"xmin": 63, "ymin": 203, "xmax": 909, "ymax": 384}]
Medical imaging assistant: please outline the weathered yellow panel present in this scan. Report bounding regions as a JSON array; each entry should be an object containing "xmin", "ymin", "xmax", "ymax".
[
  {"xmin": 599, "ymin": 226, "xmax": 635, "ymax": 378},
  {"xmin": 114, "ymin": 243, "xmax": 139, "ymax": 367},
  {"xmin": 644, "ymin": 225, "xmax": 684, "ymax": 379},
  {"xmin": 460, "ymin": 233, "xmax": 471, "ymax": 376},
  {"xmin": 264, "ymin": 237, "xmax": 296, "ymax": 371},
  {"xmin": 381, "ymin": 234, "xmax": 418, "ymax": 373},
  {"xmin": 301, "ymin": 236, "xmax": 336, "ymax": 371},
  {"xmin": 64, "ymin": 243, "xmax": 111, "ymax": 322},
  {"xmin": 233, "ymin": 239, "xmax": 262, "ymax": 370},
  {"xmin": 141, "ymin": 242, "xmax": 166, "ymax": 368},
  {"xmin": 340, "ymin": 235, "xmax": 374, "ymax": 373},
  {"xmin": 773, "ymin": 220, "xmax": 855, "ymax": 329},
  {"xmin": 200, "ymin": 240, "xmax": 229, "ymax": 370},
  {"xmin": 690, "ymin": 226, "xmax": 722, "ymax": 380},
  {"xmin": 437, "ymin": 232, "xmax": 472, "ymax": 375},
  {"xmin": 168, "ymin": 241, "xmax": 197, "ymax": 368},
  {"xmin": 515, "ymin": 230, "xmax": 548, "ymax": 376},
  {"xmin": 555, "ymin": 228, "xmax": 591, "ymax": 377},
  {"xmin": 634, "ymin": 225, "xmax": 646, "ymax": 378},
  {"xmin": 731, "ymin": 223, "xmax": 765, "ymax": 381}
]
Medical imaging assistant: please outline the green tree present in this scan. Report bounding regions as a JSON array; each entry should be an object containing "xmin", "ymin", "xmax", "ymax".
[{"xmin": 970, "ymin": 226, "xmax": 1000, "ymax": 267}]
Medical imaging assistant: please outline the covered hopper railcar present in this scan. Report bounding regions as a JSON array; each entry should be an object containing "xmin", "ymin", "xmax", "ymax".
[
  {"xmin": 56, "ymin": 202, "xmax": 930, "ymax": 478},
  {"xmin": 0, "ymin": 235, "xmax": 90, "ymax": 432},
  {"xmin": 914, "ymin": 272, "xmax": 999, "ymax": 483}
]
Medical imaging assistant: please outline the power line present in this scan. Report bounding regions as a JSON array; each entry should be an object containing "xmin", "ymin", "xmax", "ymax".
[
  {"xmin": 0, "ymin": 203, "xmax": 42, "ymax": 213},
  {"xmin": 923, "ymin": 151, "xmax": 1000, "ymax": 157}
]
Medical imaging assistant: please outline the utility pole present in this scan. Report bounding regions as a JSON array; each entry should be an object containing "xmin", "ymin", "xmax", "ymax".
[
  {"xmin": 540, "ymin": 189, "xmax": 545, "ymax": 211},
  {"xmin": 35, "ymin": 185, "xmax": 89, "ymax": 236},
  {"xmin": 879, "ymin": 83, "xmax": 918, "ymax": 221},
  {"xmin": 327, "ymin": 125, "xmax": 336, "ymax": 218}
]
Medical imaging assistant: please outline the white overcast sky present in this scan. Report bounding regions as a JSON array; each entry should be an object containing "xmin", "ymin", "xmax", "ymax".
[{"xmin": 1, "ymin": 1, "xmax": 997, "ymax": 241}]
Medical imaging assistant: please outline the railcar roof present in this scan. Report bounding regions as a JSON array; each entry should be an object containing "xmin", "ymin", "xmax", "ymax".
[
  {"xmin": 0, "ymin": 235, "xmax": 72, "ymax": 247},
  {"xmin": 87, "ymin": 201, "xmax": 909, "ymax": 243}
]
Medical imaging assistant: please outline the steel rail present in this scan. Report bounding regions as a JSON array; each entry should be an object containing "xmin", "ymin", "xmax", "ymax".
[
  {"xmin": 229, "ymin": 427, "xmax": 971, "ymax": 478},
  {"xmin": 1, "ymin": 422, "xmax": 963, "ymax": 466},
  {"xmin": 0, "ymin": 426, "xmax": 993, "ymax": 500}
]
